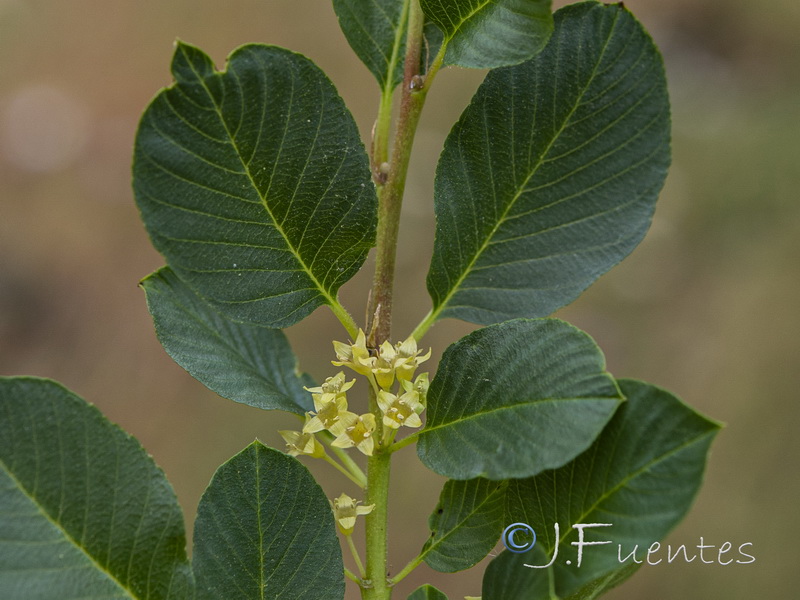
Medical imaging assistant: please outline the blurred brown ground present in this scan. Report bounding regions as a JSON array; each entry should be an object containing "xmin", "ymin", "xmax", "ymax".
[{"xmin": 1, "ymin": 1, "xmax": 798, "ymax": 598}]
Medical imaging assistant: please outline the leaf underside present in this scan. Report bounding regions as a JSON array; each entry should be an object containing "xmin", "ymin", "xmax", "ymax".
[
  {"xmin": 141, "ymin": 266, "xmax": 313, "ymax": 415},
  {"xmin": 426, "ymin": 1, "xmax": 671, "ymax": 326},
  {"xmin": 0, "ymin": 377, "xmax": 192, "ymax": 600},
  {"xmin": 133, "ymin": 41, "xmax": 376, "ymax": 329},
  {"xmin": 332, "ymin": 0, "xmax": 407, "ymax": 88}
]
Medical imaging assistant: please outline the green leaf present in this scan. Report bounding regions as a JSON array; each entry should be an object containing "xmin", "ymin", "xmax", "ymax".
[
  {"xmin": 408, "ymin": 584, "xmax": 449, "ymax": 600},
  {"xmin": 420, "ymin": 0, "xmax": 553, "ymax": 68},
  {"xmin": 417, "ymin": 319, "xmax": 622, "ymax": 480},
  {"xmin": 0, "ymin": 377, "xmax": 192, "ymax": 599},
  {"xmin": 141, "ymin": 266, "xmax": 313, "ymax": 415},
  {"xmin": 422, "ymin": 478, "xmax": 507, "ymax": 572},
  {"xmin": 491, "ymin": 380, "xmax": 721, "ymax": 599},
  {"xmin": 426, "ymin": 2, "xmax": 671, "ymax": 326},
  {"xmin": 482, "ymin": 546, "xmax": 551, "ymax": 600},
  {"xmin": 192, "ymin": 441, "xmax": 344, "ymax": 600},
  {"xmin": 133, "ymin": 41, "xmax": 376, "ymax": 329},
  {"xmin": 332, "ymin": 0, "xmax": 408, "ymax": 89}
]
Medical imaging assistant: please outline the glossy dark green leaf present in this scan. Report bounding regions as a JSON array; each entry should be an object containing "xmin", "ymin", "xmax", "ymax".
[
  {"xmin": 426, "ymin": 2, "xmax": 671, "ymax": 326},
  {"xmin": 332, "ymin": 0, "xmax": 407, "ymax": 88},
  {"xmin": 422, "ymin": 478, "xmax": 507, "ymax": 572},
  {"xmin": 408, "ymin": 584, "xmax": 449, "ymax": 600},
  {"xmin": 420, "ymin": 0, "xmax": 553, "ymax": 68},
  {"xmin": 0, "ymin": 377, "xmax": 192, "ymax": 599},
  {"xmin": 193, "ymin": 441, "xmax": 344, "ymax": 600},
  {"xmin": 489, "ymin": 380, "xmax": 720, "ymax": 599},
  {"xmin": 133, "ymin": 41, "xmax": 376, "ymax": 329},
  {"xmin": 417, "ymin": 319, "xmax": 622, "ymax": 480},
  {"xmin": 141, "ymin": 266, "xmax": 313, "ymax": 415}
]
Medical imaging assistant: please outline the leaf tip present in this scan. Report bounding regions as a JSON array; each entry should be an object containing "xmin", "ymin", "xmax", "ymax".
[{"xmin": 170, "ymin": 39, "xmax": 215, "ymax": 83}]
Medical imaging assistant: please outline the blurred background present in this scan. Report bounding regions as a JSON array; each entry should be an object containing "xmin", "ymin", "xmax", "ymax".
[{"xmin": 1, "ymin": 0, "xmax": 798, "ymax": 598}]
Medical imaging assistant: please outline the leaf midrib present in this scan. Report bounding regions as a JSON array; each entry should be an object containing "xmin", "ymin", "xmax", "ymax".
[
  {"xmin": 439, "ymin": 0, "xmax": 494, "ymax": 38},
  {"xmin": 0, "ymin": 460, "xmax": 137, "ymax": 599},
  {"xmin": 430, "ymin": 9, "xmax": 622, "ymax": 319},
  {"xmin": 424, "ymin": 394, "xmax": 620, "ymax": 435},
  {"xmin": 422, "ymin": 481, "xmax": 506, "ymax": 564},
  {"xmin": 178, "ymin": 45, "xmax": 339, "ymax": 311},
  {"xmin": 549, "ymin": 428, "xmax": 718, "ymax": 553}
]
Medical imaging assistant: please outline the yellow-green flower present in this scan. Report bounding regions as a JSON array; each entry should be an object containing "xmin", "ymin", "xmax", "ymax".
[
  {"xmin": 304, "ymin": 371, "xmax": 355, "ymax": 396},
  {"xmin": 331, "ymin": 493, "xmax": 374, "ymax": 535},
  {"xmin": 377, "ymin": 389, "xmax": 424, "ymax": 429},
  {"xmin": 393, "ymin": 335, "xmax": 431, "ymax": 381},
  {"xmin": 278, "ymin": 424, "xmax": 326, "ymax": 458},
  {"xmin": 372, "ymin": 341, "xmax": 397, "ymax": 390},
  {"xmin": 332, "ymin": 329, "xmax": 373, "ymax": 376},
  {"xmin": 400, "ymin": 372, "xmax": 429, "ymax": 413},
  {"xmin": 303, "ymin": 392, "xmax": 349, "ymax": 434},
  {"xmin": 329, "ymin": 411, "xmax": 377, "ymax": 456}
]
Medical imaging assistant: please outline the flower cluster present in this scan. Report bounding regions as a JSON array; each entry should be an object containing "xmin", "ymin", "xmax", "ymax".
[
  {"xmin": 333, "ymin": 329, "xmax": 431, "ymax": 391},
  {"xmin": 279, "ymin": 330, "xmax": 430, "ymax": 459}
]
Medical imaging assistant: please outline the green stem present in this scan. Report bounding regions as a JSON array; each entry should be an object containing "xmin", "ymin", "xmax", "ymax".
[
  {"xmin": 360, "ymin": 2, "xmax": 448, "ymax": 598},
  {"xmin": 387, "ymin": 552, "xmax": 424, "ymax": 586},
  {"xmin": 323, "ymin": 453, "xmax": 366, "ymax": 488},
  {"xmin": 387, "ymin": 430, "xmax": 419, "ymax": 454},
  {"xmin": 329, "ymin": 299, "xmax": 360, "ymax": 339},
  {"xmin": 372, "ymin": 0, "xmax": 411, "ymax": 176},
  {"xmin": 361, "ymin": 450, "xmax": 392, "ymax": 599},
  {"xmin": 367, "ymin": 0, "xmax": 430, "ymax": 349},
  {"xmin": 345, "ymin": 568, "xmax": 361, "ymax": 584},
  {"xmin": 347, "ymin": 533, "xmax": 367, "ymax": 577},
  {"xmin": 318, "ymin": 429, "xmax": 367, "ymax": 486},
  {"xmin": 410, "ymin": 308, "xmax": 435, "ymax": 341}
]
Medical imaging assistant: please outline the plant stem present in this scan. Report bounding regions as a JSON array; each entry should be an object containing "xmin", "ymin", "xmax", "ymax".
[
  {"xmin": 323, "ymin": 453, "xmax": 366, "ymax": 488},
  {"xmin": 362, "ymin": 450, "xmax": 392, "ymax": 599},
  {"xmin": 346, "ymin": 533, "xmax": 367, "ymax": 577},
  {"xmin": 371, "ymin": 0, "xmax": 411, "ymax": 175},
  {"xmin": 310, "ymin": 428, "xmax": 368, "ymax": 486},
  {"xmin": 345, "ymin": 568, "xmax": 361, "ymax": 584},
  {"xmin": 388, "ymin": 553, "xmax": 424, "ymax": 585},
  {"xmin": 367, "ymin": 0, "xmax": 428, "ymax": 349},
  {"xmin": 387, "ymin": 431, "xmax": 419, "ymax": 454},
  {"xmin": 329, "ymin": 298, "xmax": 360, "ymax": 339},
  {"xmin": 361, "ymin": 3, "xmax": 448, "ymax": 598},
  {"xmin": 410, "ymin": 308, "xmax": 436, "ymax": 341},
  {"xmin": 330, "ymin": 444, "xmax": 368, "ymax": 485}
]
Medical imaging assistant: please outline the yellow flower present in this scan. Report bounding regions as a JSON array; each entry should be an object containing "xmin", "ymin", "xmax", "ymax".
[
  {"xmin": 332, "ymin": 329, "xmax": 373, "ymax": 376},
  {"xmin": 304, "ymin": 371, "xmax": 355, "ymax": 396},
  {"xmin": 329, "ymin": 411, "xmax": 377, "ymax": 456},
  {"xmin": 279, "ymin": 423, "xmax": 326, "ymax": 458},
  {"xmin": 302, "ymin": 392, "xmax": 349, "ymax": 434},
  {"xmin": 332, "ymin": 493, "xmax": 374, "ymax": 535},
  {"xmin": 372, "ymin": 341, "xmax": 396, "ymax": 390},
  {"xmin": 377, "ymin": 389, "xmax": 424, "ymax": 429},
  {"xmin": 393, "ymin": 335, "xmax": 431, "ymax": 381},
  {"xmin": 400, "ymin": 372, "xmax": 429, "ymax": 413}
]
